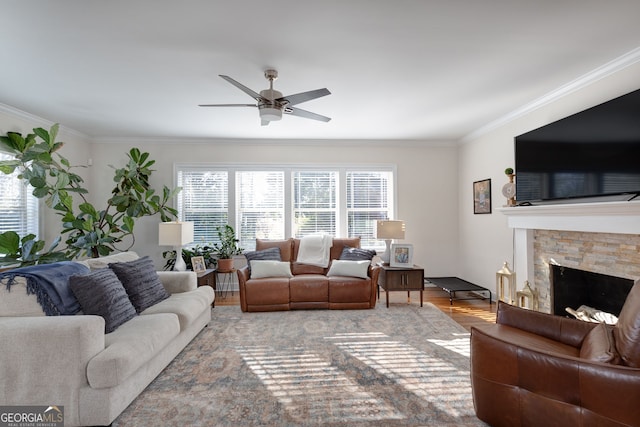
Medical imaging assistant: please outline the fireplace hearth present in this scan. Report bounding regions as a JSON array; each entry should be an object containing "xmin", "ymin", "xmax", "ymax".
[{"xmin": 550, "ymin": 264, "xmax": 634, "ymax": 318}]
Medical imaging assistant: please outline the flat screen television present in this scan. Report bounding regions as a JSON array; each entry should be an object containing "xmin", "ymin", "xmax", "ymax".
[{"xmin": 514, "ymin": 88, "xmax": 640, "ymax": 204}]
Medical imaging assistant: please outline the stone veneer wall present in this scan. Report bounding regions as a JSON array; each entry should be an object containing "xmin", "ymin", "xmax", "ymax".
[{"xmin": 533, "ymin": 230, "xmax": 640, "ymax": 313}]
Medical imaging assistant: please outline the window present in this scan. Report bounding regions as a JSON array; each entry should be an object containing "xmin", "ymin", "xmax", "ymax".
[
  {"xmin": 346, "ymin": 171, "xmax": 391, "ymax": 248},
  {"xmin": 0, "ymin": 152, "xmax": 39, "ymax": 237},
  {"xmin": 177, "ymin": 169, "xmax": 228, "ymax": 245},
  {"xmin": 237, "ymin": 171, "xmax": 285, "ymax": 242},
  {"xmin": 176, "ymin": 164, "xmax": 395, "ymax": 251},
  {"xmin": 293, "ymin": 171, "xmax": 337, "ymax": 237}
]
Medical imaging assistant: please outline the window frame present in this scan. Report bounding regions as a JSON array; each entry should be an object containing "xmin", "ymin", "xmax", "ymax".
[
  {"xmin": 0, "ymin": 150, "xmax": 40, "ymax": 239},
  {"xmin": 174, "ymin": 162, "xmax": 397, "ymax": 250}
]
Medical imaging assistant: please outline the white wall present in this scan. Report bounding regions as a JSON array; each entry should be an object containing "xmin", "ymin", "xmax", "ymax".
[
  {"xmin": 457, "ymin": 61, "xmax": 640, "ymax": 292},
  {"xmin": 88, "ymin": 140, "xmax": 460, "ymax": 270}
]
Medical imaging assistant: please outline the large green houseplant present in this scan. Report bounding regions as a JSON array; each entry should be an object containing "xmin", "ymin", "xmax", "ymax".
[
  {"xmin": 212, "ymin": 225, "xmax": 243, "ymax": 272},
  {"xmin": 0, "ymin": 124, "xmax": 180, "ymax": 262}
]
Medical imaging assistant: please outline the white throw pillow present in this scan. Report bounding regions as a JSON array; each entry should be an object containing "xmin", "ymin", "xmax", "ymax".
[
  {"xmin": 327, "ymin": 260, "xmax": 370, "ymax": 279},
  {"xmin": 250, "ymin": 260, "xmax": 293, "ymax": 279}
]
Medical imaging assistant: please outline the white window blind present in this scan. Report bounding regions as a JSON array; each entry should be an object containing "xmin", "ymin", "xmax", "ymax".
[
  {"xmin": 292, "ymin": 171, "xmax": 338, "ymax": 237},
  {"xmin": 347, "ymin": 171, "xmax": 392, "ymax": 249},
  {"xmin": 0, "ymin": 152, "xmax": 39, "ymax": 237},
  {"xmin": 177, "ymin": 169, "xmax": 228, "ymax": 244},
  {"xmin": 175, "ymin": 164, "xmax": 395, "ymax": 250},
  {"xmin": 237, "ymin": 171, "xmax": 285, "ymax": 245}
]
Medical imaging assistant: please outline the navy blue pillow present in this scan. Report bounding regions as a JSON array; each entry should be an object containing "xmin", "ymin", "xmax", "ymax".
[
  {"xmin": 109, "ymin": 256, "xmax": 170, "ymax": 313},
  {"xmin": 339, "ymin": 246, "xmax": 377, "ymax": 261},
  {"xmin": 244, "ymin": 247, "xmax": 282, "ymax": 274},
  {"xmin": 69, "ymin": 268, "xmax": 137, "ymax": 333}
]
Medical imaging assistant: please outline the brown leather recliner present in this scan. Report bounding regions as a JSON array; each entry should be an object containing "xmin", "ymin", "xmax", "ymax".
[
  {"xmin": 237, "ymin": 237, "xmax": 380, "ymax": 312},
  {"xmin": 470, "ymin": 278, "xmax": 640, "ymax": 427}
]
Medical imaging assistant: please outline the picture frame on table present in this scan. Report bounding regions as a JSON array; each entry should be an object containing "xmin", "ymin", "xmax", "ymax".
[
  {"xmin": 191, "ymin": 256, "xmax": 206, "ymax": 273},
  {"xmin": 473, "ymin": 178, "xmax": 492, "ymax": 214},
  {"xmin": 390, "ymin": 243, "xmax": 413, "ymax": 268}
]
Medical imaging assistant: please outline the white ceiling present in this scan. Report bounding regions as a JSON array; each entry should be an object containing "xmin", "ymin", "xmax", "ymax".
[{"xmin": 2, "ymin": 1, "xmax": 640, "ymax": 142}]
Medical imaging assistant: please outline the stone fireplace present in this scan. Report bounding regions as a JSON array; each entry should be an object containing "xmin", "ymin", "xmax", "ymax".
[{"xmin": 500, "ymin": 200, "xmax": 640, "ymax": 313}]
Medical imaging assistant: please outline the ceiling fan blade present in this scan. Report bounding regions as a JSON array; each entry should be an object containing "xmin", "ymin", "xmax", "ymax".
[
  {"xmin": 285, "ymin": 106, "xmax": 331, "ymax": 122},
  {"xmin": 198, "ymin": 104, "xmax": 257, "ymax": 107},
  {"xmin": 219, "ymin": 75, "xmax": 264, "ymax": 101},
  {"xmin": 277, "ymin": 88, "xmax": 331, "ymax": 106}
]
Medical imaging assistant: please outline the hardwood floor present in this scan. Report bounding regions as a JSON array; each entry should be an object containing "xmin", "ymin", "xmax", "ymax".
[{"xmin": 214, "ymin": 286, "xmax": 496, "ymax": 332}]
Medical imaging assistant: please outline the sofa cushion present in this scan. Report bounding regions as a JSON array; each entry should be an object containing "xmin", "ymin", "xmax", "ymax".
[
  {"xmin": 250, "ymin": 260, "xmax": 293, "ymax": 279},
  {"xmin": 339, "ymin": 246, "xmax": 376, "ymax": 261},
  {"xmin": 290, "ymin": 275, "xmax": 328, "ymax": 302},
  {"xmin": 329, "ymin": 237, "xmax": 361, "ymax": 261},
  {"xmin": 0, "ymin": 276, "xmax": 46, "ymax": 316},
  {"xmin": 245, "ymin": 278, "xmax": 290, "ymax": 305},
  {"xmin": 327, "ymin": 260, "xmax": 370, "ymax": 279},
  {"xmin": 256, "ymin": 239, "xmax": 293, "ymax": 262},
  {"xmin": 614, "ymin": 279, "xmax": 640, "ymax": 367},
  {"xmin": 244, "ymin": 247, "xmax": 282, "ymax": 275},
  {"xmin": 141, "ymin": 286, "xmax": 213, "ymax": 331},
  {"xmin": 580, "ymin": 322, "xmax": 621, "ymax": 364},
  {"xmin": 328, "ymin": 276, "xmax": 372, "ymax": 303},
  {"xmin": 109, "ymin": 256, "xmax": 170, "ymax": 312},
  {"xmin": 87, "ymin": 313, "xmax": 180, "ymax": 389},
  {"xmin": 69, "ymin": 268, "xmax": 137, "ymax": 333},
  {"xmin": 83, "ymin": 251, "xmax": 140, "ymax": 270}
]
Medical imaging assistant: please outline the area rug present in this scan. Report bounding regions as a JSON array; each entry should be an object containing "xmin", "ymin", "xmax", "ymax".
[{"xmin": 112, "ymin": 304, "xmax": 488, "ymax": 427}]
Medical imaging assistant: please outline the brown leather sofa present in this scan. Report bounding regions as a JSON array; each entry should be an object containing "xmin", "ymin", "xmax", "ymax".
[
  {"xmin": 470, "ymin": 278, "xmax": 640, "ymax": 427},
  {"xmin": 237, "ymin": 237, "xmax": 379, "ymax": 312}
]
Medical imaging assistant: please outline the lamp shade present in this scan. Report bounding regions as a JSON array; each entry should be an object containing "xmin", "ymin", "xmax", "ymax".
[
  {"xmin": 376, "ymin": 220, "xmax": 405, "ymax": 240},
  {"xmin": 158, "ymin": 222, "xmax": 194, "ymax": 246}
]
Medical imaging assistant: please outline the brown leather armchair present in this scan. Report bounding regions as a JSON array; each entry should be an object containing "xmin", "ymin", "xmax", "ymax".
[{"xmin": 471, "ymin": 279, "xmax": 640, "ymax": 427}]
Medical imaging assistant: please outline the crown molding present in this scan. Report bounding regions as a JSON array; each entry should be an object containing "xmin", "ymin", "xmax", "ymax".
[
  {"xmin": 461, "ymin": 47, "xmax": 640, "ymax": 144},
  {"xmin": 0, "ymin": 102, "xmax": 89, "ymax": 140}
]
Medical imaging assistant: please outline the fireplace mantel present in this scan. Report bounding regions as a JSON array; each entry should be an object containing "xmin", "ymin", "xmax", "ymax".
[
  {"xmin": 498, "ymin": 200, "xmax": 640, "ymax": 234},
  {"xmin": 499, "ymin": 200, "xmax": 640, "ymax": 312}
]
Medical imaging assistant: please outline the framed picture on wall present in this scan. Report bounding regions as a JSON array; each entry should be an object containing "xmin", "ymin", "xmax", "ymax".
[
  {"xmin": 473, "ymin": 179, "xmax": 492, "ymax": 214},
  {"xmin": 390, "ymin": 244, "xmax": 413, "ymax": 268}
]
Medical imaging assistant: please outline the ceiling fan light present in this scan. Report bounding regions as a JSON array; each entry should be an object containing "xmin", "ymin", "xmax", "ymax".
[{"xmin": 259, "ymin": 105, "xmax": 283, "ymax": 121}]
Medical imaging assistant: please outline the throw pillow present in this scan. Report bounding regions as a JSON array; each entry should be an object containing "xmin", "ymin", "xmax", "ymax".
[
  {"xmin": 580, "ymin": 322, "xmax": 621, "ymax": 364},
  {"xmin": 109, "ymin": 256, "xmax": 170, "ymax": 313},
  {"xmin": 250, "ymin": 260, "xmax": 293, "ymax": 279},
  {"xmin": 244, "ymin": 247, "xmax": 282, "ymax": 274},
  {"xmin": 69, "ymin": 268, "xmax": 137, "ymax": 334},
  {"xmin": 339, "ymin": 246, "xmax": 377, "ymax": 261},
  {"xmin": 327, "ymin": 260, "xmax": 370, "ymax": 279}
]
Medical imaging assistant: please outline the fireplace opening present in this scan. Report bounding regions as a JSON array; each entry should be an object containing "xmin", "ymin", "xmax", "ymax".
[{"xmin": 550, "ymin": 264, "xmax": 634, "ymax": 319}]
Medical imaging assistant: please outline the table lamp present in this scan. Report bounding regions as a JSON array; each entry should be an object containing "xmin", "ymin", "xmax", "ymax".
[
  {"xmin": 376, "ymin": 220, "xmax": 405, "ymax": 264},
  {"xmin": 159, "ymin": 221, "xmax": 194, "ymax": 271}
]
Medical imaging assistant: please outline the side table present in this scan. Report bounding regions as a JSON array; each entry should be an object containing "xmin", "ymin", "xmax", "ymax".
[
  {"xmin": 196, "ymin": 269, "xmax": 216, "ymax": 307},
  {"xmin": 215, "ymin": 268, "xmax": 237, "ymax": 299},
  {"xmin": 378, "ymin": 264, "xmax": 425, "ymax": 308}
]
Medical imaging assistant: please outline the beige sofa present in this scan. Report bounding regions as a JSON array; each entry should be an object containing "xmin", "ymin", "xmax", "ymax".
[{"xmin": 0, "ymin": 252, "xmax": 214, "ymax": 427}]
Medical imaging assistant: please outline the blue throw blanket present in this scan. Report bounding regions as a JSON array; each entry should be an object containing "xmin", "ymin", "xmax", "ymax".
[{"xmin": 1, "ymin": 261, "xmax": 89, "ymax": 316}]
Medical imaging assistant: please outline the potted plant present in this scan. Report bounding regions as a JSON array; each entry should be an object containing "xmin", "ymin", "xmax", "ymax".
[
  {"xmin": 162, "ymin": 244, "xmax": 217, "ymax": 271},
  {"xmin": 212, "ymin": 225, "xmax": 243, "ymax": 272}
]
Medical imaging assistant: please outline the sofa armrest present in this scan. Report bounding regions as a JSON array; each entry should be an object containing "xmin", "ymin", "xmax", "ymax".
[
  {"xmin": 237, "ymin": 266, "xmax": 250, "ymax": 312},
  {"xmin": 496, "ymin": 300, "xmax": 596, "ymax": 347},
  {"xmin": 0, "ymin": 315, "xmax": 105, "ymax": 421},
  {"xmin": 157, "ymin": 271, "xmax": 197, "ymax": 294}
]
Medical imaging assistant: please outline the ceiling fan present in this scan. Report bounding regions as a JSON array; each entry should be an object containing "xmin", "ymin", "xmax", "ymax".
[{"xmin": 199, "ymin": 69, "xmax": 331, "ymax": 126}]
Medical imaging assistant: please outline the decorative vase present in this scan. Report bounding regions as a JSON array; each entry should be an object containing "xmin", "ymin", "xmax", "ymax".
[{"xmin": 217, "ymin": 258, "xmax": 234, "ymax": 272}]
